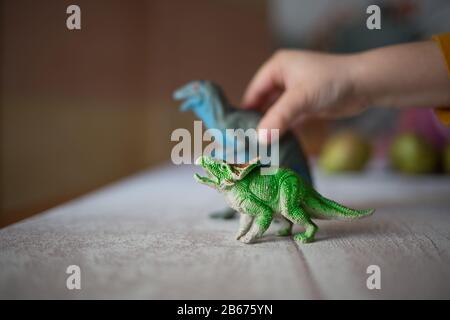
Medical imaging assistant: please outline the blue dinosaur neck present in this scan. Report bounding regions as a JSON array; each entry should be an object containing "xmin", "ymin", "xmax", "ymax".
[
  {"xmin": 194, "ymin": 93, "xmax": 232, "ymax": 130},
  {"xmin": 193, "ymin": 108, "xmax": 218, "ymax": 129}
]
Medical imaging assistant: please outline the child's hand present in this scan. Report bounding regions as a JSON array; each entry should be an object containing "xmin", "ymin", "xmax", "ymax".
[
  {"xmin": 242, "ymin": 41, "xmax": 450, "ymax": 143},
  {"xmin": 241, "ymin": 50, "xmax": 367, "ymax": 143}
]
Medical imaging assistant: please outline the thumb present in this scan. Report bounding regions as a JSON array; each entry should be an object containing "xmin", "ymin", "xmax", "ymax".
[{"xmin": 257, "ymin": 91, "xmax": 306, "ymax": 144}]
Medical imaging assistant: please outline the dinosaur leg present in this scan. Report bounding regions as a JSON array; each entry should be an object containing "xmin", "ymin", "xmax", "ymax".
[
  {"xmin": 235, "ymin": 213, "xmax": 254, "ymax": 240},
  {"xmin": 289, "ymin": 209, "xmax": 318, "ymax": 243},
  {"xmin": 276, "ymin": 216, "xmax": 293, "ymax": 236},
  {"xmin": 280, "ymin": 177, "xmax": 318, "ymax": 243},
  {"xmin": 209, "ymin": 207, "xmax": 237, "ymax": 219},
  {"xmin": 239, "ymin": 201, "xmax": 273, "ymax": 244}
]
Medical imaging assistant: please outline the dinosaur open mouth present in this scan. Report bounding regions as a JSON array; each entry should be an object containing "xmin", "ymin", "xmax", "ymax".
[
  {"xmin": 194, "ymin": 171, "xmax": 218, "ymax": 185},
  {"xmin": 194, "ymin": 156, "xmax": 221, "ymax": 185},
  {"xmin": 173, "ymin": 85, "xmax": 192, "ymax": 101}
]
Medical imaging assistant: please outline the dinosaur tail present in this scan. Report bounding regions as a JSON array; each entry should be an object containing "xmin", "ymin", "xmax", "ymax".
[{"xmin": 305, "ymin": 190, "xmax": 375, "ymax": 221}]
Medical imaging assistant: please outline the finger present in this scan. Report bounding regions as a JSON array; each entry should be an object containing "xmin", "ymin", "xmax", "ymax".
[
  {"xmin": 257, "ymin": 91, "xmax": 306, "ymax": 144},
  {"xmin": 262, "ymin": 88, "xmax": 283, "ymax": 112},
  {"xmin": 242, "ymin": 56, "xmax": 283, "ymax": 109},
  {"xmin": 244, "ymin": 87, "xmax": 283, "ymax": 113},
  {"xmin": 291, "ymin": 114, "xmax": 313, "ymax": 127}
]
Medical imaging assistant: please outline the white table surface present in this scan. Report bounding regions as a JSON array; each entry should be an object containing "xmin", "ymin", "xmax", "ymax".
[{"xmin": 1, "ymin": 163, "xmax": 450, "ymax": 299}]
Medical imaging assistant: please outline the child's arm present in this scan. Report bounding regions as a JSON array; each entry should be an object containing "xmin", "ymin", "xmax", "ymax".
[
  {"xmin": 354, "ymin": 40, "xmax": 450, "ymax": 111},
  {"xmin": 242, "ymin": 36, "xmax": 450, "ymax": 143}
]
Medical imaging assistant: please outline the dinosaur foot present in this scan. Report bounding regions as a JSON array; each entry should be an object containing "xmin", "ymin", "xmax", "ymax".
[
  {"xmin": 235, "ymin": 231, "xmax": 245, "ymax": 240},
  {"xmin": 293, "ymin": 233, "xmax": 314, "ymax": 243},
  {"xmin": 239, "ymin": 234, "xmax": 256, "ymax": 244}
]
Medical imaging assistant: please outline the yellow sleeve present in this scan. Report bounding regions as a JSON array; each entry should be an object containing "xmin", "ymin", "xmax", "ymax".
[{"xmin": 432, "ymin": 32, "xmax": 450, "ymax": 125}]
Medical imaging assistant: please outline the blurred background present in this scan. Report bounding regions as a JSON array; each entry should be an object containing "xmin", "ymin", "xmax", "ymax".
[{"xmin": 1, "ymin": 0, "xmax": 450, "ymax": 227}]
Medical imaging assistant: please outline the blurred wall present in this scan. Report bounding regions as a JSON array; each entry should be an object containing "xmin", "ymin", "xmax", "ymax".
[{"xmin": 1, "ymin": 0, "xmax": 271, "ymax": 226}]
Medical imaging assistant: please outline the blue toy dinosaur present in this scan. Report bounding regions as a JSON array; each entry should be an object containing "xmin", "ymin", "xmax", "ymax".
[{"xmin": 173, "ymin": 80, "xmax": 312, "ymax": 219}]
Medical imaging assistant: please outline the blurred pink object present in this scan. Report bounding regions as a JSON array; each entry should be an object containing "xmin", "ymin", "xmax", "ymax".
[{"xmin": 398, "ymin": 108, "xmax": 450, "ymax": 149}]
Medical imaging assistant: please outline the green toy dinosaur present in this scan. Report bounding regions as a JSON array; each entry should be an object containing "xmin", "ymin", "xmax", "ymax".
[{"xmin": 194, "ymin": 156, "xmax": 374, "ymax": 243}]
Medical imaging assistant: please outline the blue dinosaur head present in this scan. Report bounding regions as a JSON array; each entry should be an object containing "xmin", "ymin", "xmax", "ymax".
[
  {"xmin": 173, "ymin": 80, "xmax": 219, "ymax": 112},
  {"xmin": 173, "ymin": 80, "xmax": 229, "ymax": 130}
]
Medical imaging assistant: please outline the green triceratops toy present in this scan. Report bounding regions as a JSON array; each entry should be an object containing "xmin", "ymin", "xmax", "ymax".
[{"xmin": 194, "ymin": 156, "xmax": 374, "ymax": 244}]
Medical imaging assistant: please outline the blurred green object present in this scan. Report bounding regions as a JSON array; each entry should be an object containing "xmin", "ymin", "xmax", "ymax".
[
  {"xmin": 319, "ymin": 131, "xmax": 371, "ymax": 173},
  {"xmin": 443, "ymin": 144, "xmax": 450, "ymax": 174},
  {"xmin": 390, "ymin": 133, "xmax": 439, "ymax": 174}
]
